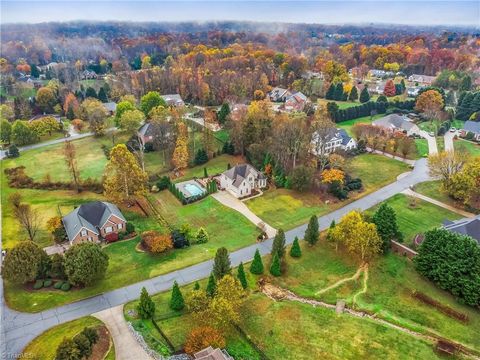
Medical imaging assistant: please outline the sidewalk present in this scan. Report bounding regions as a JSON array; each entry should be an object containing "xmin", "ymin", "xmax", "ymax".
[{"xmin": 402, "ymin": 189, "xmax": 475, "ymax": 218}]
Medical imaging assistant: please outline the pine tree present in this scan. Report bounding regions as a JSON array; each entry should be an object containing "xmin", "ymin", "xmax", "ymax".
[
  {"xmin": 98, "ymin": 87, "xmax": 108, "ymax": 102},
  {"xmin": 290, "ymin": 237, "xmax": 302, "ymax": 258},
  {"xmin": 326, "ymin": 84, "xmax": 335, "ymax": 100},
  {"xmin": 305, "ymin": 215, "xmax": 319, "ymax": 246},
  {"xmin": 270, "ymin": 254, "xmax": 281, "ymax": 277},
  {"xmin": 206, "ymin": 272, "xmax": 216, "ymax": 297},
  {"xmin": 250, "ymin": 249, "xmax": 264, "ymax": 274},
  {"xmin": 360, "ymin": 87, "xmax": 370, "ymax": 103},
  {"xmin": 237, "ymin": 262, "xmax": 248, "ymax": 289},
  {"xmin": 334, "ymin": 83, "xmax": 344, "ymax": 101},
  {"xmin": 348, "ymin": 86, "xmax": 358, "ymax": 102},
  {"xmin": 169, "ymin": 281, "xmax": 185, "ymax": 311},
  {"xmin": 66, "ymin": 105, "xmax": 75, "ymax": 120},
  {"xmin": 204, "ymin": 167, "xmax": 208, "ymax": 178},
  {"xmin": 372, "ymin": 203, "xmax": 401, "ymax": 253},
  {"xmin": 212, "ymin": 247, "xmax": 231, "ymax": 279},
  {"xmin": 137, "ymin": 287, "xmax": 156, "ymax": 319},
  {"xmin": 271, "ymin": 229, "xmax": 286, "ymax": 258},
  {"xmin": 217, "ymin": 103, "xmax": 230, "ymax": 125},
  {"xmin": 194, "ymin": 281, "xmax": 200, "ymax": 290}
]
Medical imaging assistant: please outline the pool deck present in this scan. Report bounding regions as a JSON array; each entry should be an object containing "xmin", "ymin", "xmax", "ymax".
[{"xmin": 175, "ymin": 179, "xmax": 207, "ymax": 198}]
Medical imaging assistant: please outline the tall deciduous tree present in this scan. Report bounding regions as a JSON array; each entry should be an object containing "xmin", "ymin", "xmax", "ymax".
[
  {"xmin": 383, "ymin": 80, "xmax": 396, "ymax": 97},
  {"xmin": 428, "ymin": 150, "xmax": 469, "ymax": 192},
  {"xmin": 119, "ymin": 109, "xmax": 145, "ymax": 135},
  {"xmin": 415, "ymin": 89, "xmax": 444, "ymax": 120},
  {"xmin": 140, "ymin": 91, "xmax": 166, "ymax": 116},
  {"xmin": 79, "ymin": 98, "xmax": 109, "ymax": 135},
  {"xmin": 311, "ymin": 104, "xmax": 337, "ymax": 172},
  {"xmin": 63, "ymin": 141, "xmax": 80, "ymax": 192},
  {"xmin": 172, "ymin": 122, "xmax": 189, "ymax": 170},
  {"xmin": 103, "ymin": 144, "xmax": 148, "ymax": 202},
  {"xmin": 9, "ymin": 193, "xmax": 39, "ymax": 241}
]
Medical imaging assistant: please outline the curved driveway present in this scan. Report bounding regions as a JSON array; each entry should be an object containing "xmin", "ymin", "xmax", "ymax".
[{"xmin": 1, "ymin": 158, "xmax": 431, "ymax": 358}]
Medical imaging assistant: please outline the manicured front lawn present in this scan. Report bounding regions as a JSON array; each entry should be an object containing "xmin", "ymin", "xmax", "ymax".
[
  {"xmin": 21, "ymin": 316, "xmax": 114, "ymax": 360},
  {"xmin": 413, "ymin": 180, "xmax": 463, "ymax": 210},
  {"xmin": 366, "ymin": 194, "xmax": 461, "ymax": 244},
  {"xmin": 344, "ymin": 153, "xmax": 410, "ymax": 193},
  {"xmin": 454, "ymin": 139, "xmax": 480, "ymax": 156},
  {"xmin": 415, "ymin": 139, "xmax": 429, "ymax": 158},
  {"xmin": 5, "ymin": 194, "xmax": 259, "ymax": 312},
  {"xmin": 273, "ymin": 240, "xmax": 480, "ymax": 351},
  {"xmin": 247, "ymin": 154, "xmax": 409, "ymax": 230}
]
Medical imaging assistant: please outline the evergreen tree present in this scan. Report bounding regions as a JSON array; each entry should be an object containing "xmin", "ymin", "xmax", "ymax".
[
  {"xmin": 237, "ymin": 262, "xmax": 248, "ymax": 289},
  {"xmin": 290, "ymin": 237, "xmax": 302, "ymax": 258},
  {"xmin": 137, "ymin": 287, "xmax": 156, "ymax": 319},
  {"xmin": 372, "ymin": 203, "xmax": 401, "ymax": 252},
  {"xmin": 85, "ymin": 87, "xmax": 97, "ymax": 99},
  {"xmin": 325, "ymin": 84, "xmax": 335, "ymax": 100},
  {"xmin": 334, "ymin": 83, "xmax": 344, "ymax": 101},
  {"xmin": 460, "ymin": 75, "xmax": 472, "ymax": 91},
  {"xmin": 169, "ymin": 281, "xmax": 185, "ymax": 310},
  {"xmin": 304, "ymin": 215, "xmax": 319, "ymax": 245},
  {"xmin": 269, "ymin": 254, "xmax": 281, "ymax": 277},
  {"xmin": 271, "ymin": 229, "xmax": 286, "ymax": 258},
  {"xmin": 66, "ymin": 105, "xmax": 75, "ymax": 120},
  {"xmin": 204, "ymin": 167, "xmax": 208, "ymax": 178},
  {"xmin": 212, "ymin": 247, "xmax": 231, "ymax": 279},
  {"xmin": 55, "ymin": 338, "xmax": 81, "ymax": 360},
  {"xmin": 194, "ymin": 281, "xmax": 200, "ymax": 290},
  {"xmin": 326, "ymin": 220, "xmax": 336, "ymax": 242},
  {"xmin": 217, "ymin": 103, "xmax": 230, "ymax": 125},
  {"xmin": 206, "ymin": 272, "xmax": 216, "ymax": 297},
  {"xmin": 30, "ymin": 64, "xmax": 39, "ymax": 78},
  {"xmin": 359, "ymin": 87, "xmax": 370, "ymax": 103},
  {"xmin": 250, "ymin": 249, "xmax": 264, "ymax": 274},
  {"xmin": 98, "ymin": 87, "xmax": 108, "ymax": 102},
  {"xmin": 348, "ymin": 86, "xmax": 358, "ymax": 102}
]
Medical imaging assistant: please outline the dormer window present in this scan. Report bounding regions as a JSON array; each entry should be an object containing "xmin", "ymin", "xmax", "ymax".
[{"xmin": 81, "ymin": 229, "xmax": 87, "ymax": 237}]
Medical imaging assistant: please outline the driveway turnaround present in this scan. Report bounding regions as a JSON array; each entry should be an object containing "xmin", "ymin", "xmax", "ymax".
[
  {"xmin": 212, "ymin": 191, "xmax": 277, "ymax": 238},
  {"xmin": 1, "ymin": 158, "xmax": 432, "ymax": 358},
  {"xmin": 93, "ymin": 305, "xmax": 153, "ymax": 360}
]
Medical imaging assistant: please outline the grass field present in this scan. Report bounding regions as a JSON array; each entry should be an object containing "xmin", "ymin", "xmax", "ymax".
[
  {"xmin": 337, "ymin": 114, "xmax": 383, "ymax": 136},
  {"xmin": 454, "ymin": 139, "xmax": 480, "ymax": 157},
  {"xmin": 5, "ymin": 193, "xmax": 259, "ymax": 312},
  {"xmin": 413, "ymin": 180, "xmax": 461, "ymax": 209},
  {"xmin": 273, "ymin": 240, "xmax": 480, "ymax": 352},
  {"xmin": 246, "ymin": 154, "xmax": 410, "ymax": 230},
  {"xmin": 414, "ymin": 139, "xmax": 429, "ymax": 158},
  {"xmin": 21, "ymin": 316, "xmax": 114, "ymax": 360},
  {"xmin": 366, "ymin": 194, "xmax": 461, "ymax": 244}
]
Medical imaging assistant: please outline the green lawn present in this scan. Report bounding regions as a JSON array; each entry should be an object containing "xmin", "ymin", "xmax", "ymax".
[
  {"xmin": 246, "ymin": 154, "xmax": 409, "ymax": 230},
  {"xmin": 171, "ymin": 154, "xmax": 243, "ymax": 183},
  {"xmin": 414, "ymin": 139, "xmax": 429, "ymax": 158},
  {"xmin": 273, "ymin": 240, "xmax": 480, "ymax": 352},
  {"xmin": 454, "ymin": 139, "xmax": 480, "ymax": 157},
  {"xmin": 21, "ymin": 316, "xmax": 114, "ymax": 360},
  {"xmin": 366, "ymin": 194, "xmax": 461, "ymax": 245},
  {"xmin": 413, "ymin": 180, "xmax": 462, "ymax": 209},
  {"xmin": 5, "ymin": 194, "xmax": 259, "ymax": 312},
  {"xmin": 337, "ymin": 114, "xmax": 383, "ymax": 136}
]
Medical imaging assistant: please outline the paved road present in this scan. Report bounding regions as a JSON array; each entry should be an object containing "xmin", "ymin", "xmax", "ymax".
[{"xmin": 1, "ymin": 158, "xmax": 431, "ymax": 357}]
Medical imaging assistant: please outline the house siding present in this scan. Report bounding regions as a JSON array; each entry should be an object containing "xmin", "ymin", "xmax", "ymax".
[
  {"xmin": 71, "ymin": 228, "xmax": 99, "ymax": 245},
  {"xmin": 99, "ymin": 215, "xmax": 126, "ymax": 237}
]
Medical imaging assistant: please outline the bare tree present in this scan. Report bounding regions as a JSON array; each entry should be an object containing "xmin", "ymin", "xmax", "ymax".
[
  {"xmin": 311, "ymin": 105, "xmax": 337, "ymax": 172},
  {"xmin": 64, "ymin": 140, "xmax": 81, "ymax": 191},
  {"xmin": 9, "ymin": 193, "xmax": 40, "ymax": 242}
]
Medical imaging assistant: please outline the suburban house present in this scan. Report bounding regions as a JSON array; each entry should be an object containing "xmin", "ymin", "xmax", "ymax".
[
  {"xmin": 370, "ymin": 81, "xmax": 386, "ymax": 95},
  {"xmin": 230, "ymin": 103, "xmax": 248, "ymax": 122},
  {"xmin": 103, "ymin": 102, "xmax": 117, "ymax": 115},
  {"xmin": 368, "ymin": 69, "xmax": 394, "ymax": 78},
  {"xmin": 408, "ymin": 74, "xmax": 436, "ymax": 85},
  {"xmin": 406, "ymin": 86, "xmax": 420, "ymax": 97},
  {"xmin": 267, "ymin": 87, "xmax": 292, "ymax": 102},
  {"xmin": 81, "ymin": 69, "xmax": 98, "ymax": 80},
  {"xmin": 194, "ymin": 346, "xmax": 233, "ymax": 360},
  {"xmin": 138, "ymin": 123, "xmax": 155, "ymax": 144},
  {"xmin": 284, "ymin": 91, "xmax": 309, "ymax": 111},
  {"xmin": 161, "ymin": 94, "xmax": 185, "ymax": 107},
  {"xmin": 443, "ymin": 216, "xmax": 480, "ymax": 245},
  {"xmin": 311, "ymin": 128, "xmax": 357, "ymax": 155},
  {"xmin": 62, "ymin": 201, "xmax": 127, "ymax": 244},
  {"xmin": 220, "ymin": 164, "xmax": 267, "ymax": 198},
  {"xmin": 373, "ymin": 114, "xmax": 420, "ymax": 136},
  {"xmin": 461, "ymin": 121, "xmax": 480, "ymax": 141}
]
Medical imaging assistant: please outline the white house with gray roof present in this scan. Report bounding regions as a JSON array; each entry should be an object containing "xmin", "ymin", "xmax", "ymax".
[
  {"xmin": 62, "ymin": 201, "xmax": 126, "ymax": 244},
  {"xmin": 311, "ymin": 128, "xmax": 357, "ymax": 156},
  {"xmin": 220, "ymin": 164, "xmax": 267, "ymax": 198},
  {"xmin": 373, "ymin": 114, "xmax": 420, "ymax": 136},
  {"xmin": 161, "ymin": 94, "xmax": 185, "ymax": 107}
]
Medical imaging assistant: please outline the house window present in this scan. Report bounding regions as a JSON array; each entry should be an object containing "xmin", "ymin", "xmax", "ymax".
[
  {"xmin": 117, "ymin": 223, "xmax": 123, "ymax": 230},
  {"xmin": 87, "ymin": 236, "xmax": 92, "ymax": 241},
  {"xmin": 105, "ymin": 226, "xmax": 113, "ymax": 234},
  {"xmin": 81, "ymin": 229, "xmax": 87, "ymax": 237}
]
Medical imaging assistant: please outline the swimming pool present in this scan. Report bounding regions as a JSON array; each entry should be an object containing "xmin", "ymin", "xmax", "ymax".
[{"xmin": 184, "ymin": 183, "xmax": 205, "ymax": 197}]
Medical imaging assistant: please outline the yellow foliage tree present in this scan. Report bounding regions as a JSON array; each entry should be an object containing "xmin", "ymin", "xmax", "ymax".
[
  {"xmin": 321, "ymin": 169, "xmax": 345, "ymax": 184},
  {"xmin": 415, "ymin": 90, "xmax": 444, "ymax": 120},
  {"xmin": 103, "ymin": 144, "xmax": 148, "ymax": 203},
  {"xmin": 172, "ymin": 122, "xmax": 189, "ymax": 170}
]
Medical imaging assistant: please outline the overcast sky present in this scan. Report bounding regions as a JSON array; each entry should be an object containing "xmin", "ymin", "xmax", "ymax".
[{"xmin": 2, "ymin": 1, "xmax": 479, "ymax": 26}]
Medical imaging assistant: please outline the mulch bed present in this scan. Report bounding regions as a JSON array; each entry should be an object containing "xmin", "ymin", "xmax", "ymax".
[{"xmin": 88, "ymin": 325, "xmax": 112, "ymax": 360}]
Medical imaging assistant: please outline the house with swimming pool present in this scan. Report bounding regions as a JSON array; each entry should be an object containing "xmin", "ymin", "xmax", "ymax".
[{"xmin": 220, "ymin": 164, "xmax": 267, "ymax": 198}]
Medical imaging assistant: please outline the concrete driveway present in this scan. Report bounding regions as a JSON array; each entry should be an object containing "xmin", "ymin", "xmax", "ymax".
[
  {"xmin": 212, "ymin": 191, "xmax": 277, "ymax": 238},
  {"xmin": 444, "ymin": 130, "xmax": 456, "ymax": 152},
  {"xmin": 94, "ymin": 305, "xmax": 153, "ymax": 360},
  {"xmin": 419, "ymin": 130, "xmax": 438, "ymax": 155}
]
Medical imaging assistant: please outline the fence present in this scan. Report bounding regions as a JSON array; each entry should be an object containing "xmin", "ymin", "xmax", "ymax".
[{"xmin": 391, "ymin": 240, "xmax": 418, "ymax": 259}]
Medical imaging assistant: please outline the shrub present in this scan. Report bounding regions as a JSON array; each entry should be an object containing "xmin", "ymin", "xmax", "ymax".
[
  {"xmin": 290, "ymin": 237, "xmax": 302, "ymax": 258},
  {"xmin": 126, "ymin": 222, "xmax": 135, "ymax": 234},
  {"xmin": 73, "ymin": 333, "xmax": 92, "ymax": 358},
  {"xmin": 54, "ymin": 281, "xmax": 64, "ymax": 289},
  {"xmin": 184, "ymin": 326, "xmax": 226, "ymax": 355},
  {"xmin": 81, "ymin": 327, "xmax": 99, "ymax": 345},
  {"xmin": 171, "ymin": 229, "xmax": 190, "ymax": 248},
  {"xmin": 61, "ymin": 282, "xmax": 71, "ymax": 291},
  {"xmin": 43, "ymin": 279, "xmax": 53, "ymax": 287},
  {"xmin": 33, "ymin": 279, "xmax": 44, "ymax": 290},
  {"xmin": 55, "ymin": 338, "xmax": 81, "ymax": 360},
  {"xmin": 64, "ymin": 243, "xmax": 109, "ymax": 286},
  {"xmin": 156, "ymin": 176, "xmax": 171, "ymax": 191},
  {"xmin": 195, "ymin": 227, "xmax": 209, "ymax": 244},
  {"xmin": 141, "ymin": 230, "xmax": 173, "ymax": 253},
  {"xmin": 250, "ymin": 249, "xmax": 264, "ymax": 275},
  {"xmin": 2, "ymin": 241, "xmax": 49, "ymax": 284}
]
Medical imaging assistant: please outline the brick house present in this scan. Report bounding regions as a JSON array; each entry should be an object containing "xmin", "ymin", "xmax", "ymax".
[{"xmin": 62, "ymin": 201, "xmax": 127, "ymax": 244}]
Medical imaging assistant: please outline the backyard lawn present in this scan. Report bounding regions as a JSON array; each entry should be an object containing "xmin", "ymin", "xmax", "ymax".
[
  {"xmin": 21, "ymin": 316, "xmax": 114, "ymax": 360},
  {"xmin": 366, "ymin": 193, "xmax": 461, "ymax": 244},
  {"xmin": 246, "ymin": 154, "xmax": 410, "ymax": 230},
  {"xmin": 336, "ymin": 114, "xmax": 383, "ymax": 136}
]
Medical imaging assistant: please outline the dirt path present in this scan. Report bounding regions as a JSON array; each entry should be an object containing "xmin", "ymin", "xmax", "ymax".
[
  {"xmin": 260, "ymin": 282, "xmax": 480, "ymax": 359},
  {"xmin": 352, "ymin": 265, "xmax": 369, "ymax": 306},
  {"xmin": 315, "ymin": 265, "xmax": 365, "ymax": 296}
]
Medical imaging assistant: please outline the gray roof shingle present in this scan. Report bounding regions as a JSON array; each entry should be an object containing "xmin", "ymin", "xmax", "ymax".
[
  {"xmin": 463, "ymin": 121, "xmax": 480, "ymax": 135},
  {"xmin": 443, "ymin": 215, "xmax": 480, "ymax": 245}
]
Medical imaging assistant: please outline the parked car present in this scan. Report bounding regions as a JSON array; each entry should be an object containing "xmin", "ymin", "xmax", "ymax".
[
  {"xmin": 450, "ymin": 127, "xmax": 456, "ymax": 132},
  {"xmin": 429, "ymin": 132, "xmax": 435, "ymax": 137}
]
